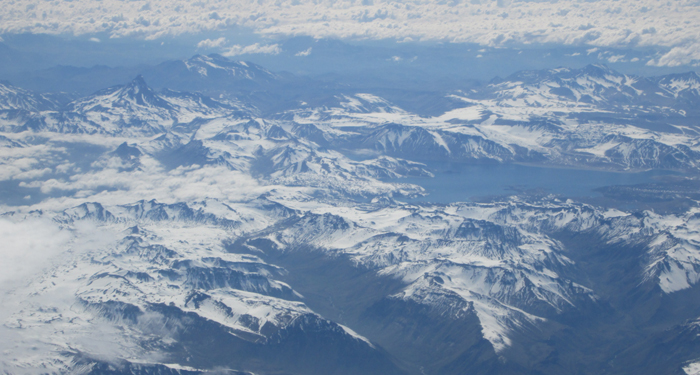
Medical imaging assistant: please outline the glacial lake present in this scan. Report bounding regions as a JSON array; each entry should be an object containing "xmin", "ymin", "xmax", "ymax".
[{"xmin": 387, "ymin": 161, "xmax": 681, "ymax": 203}]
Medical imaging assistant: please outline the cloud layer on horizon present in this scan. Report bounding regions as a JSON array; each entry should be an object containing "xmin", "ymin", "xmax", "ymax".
[{"xmin": 1, "ymin": 0, "xmax": 699, "ymax": 66}]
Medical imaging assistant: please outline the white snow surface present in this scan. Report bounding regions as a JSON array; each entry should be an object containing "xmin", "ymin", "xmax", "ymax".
[
  {"xmin": 284, "ymin": 89, "xmax": 700, "ymax": 172},
  {"xmin": 245, "ymin": 199, "xmax": 604, "ymax": 352},
  {"xmin": 601, "ymin": 208, "xmax": 700, "ymax": 293},
  {"xmin": 2, "ymin": 67, "xmax": 700, "ymax": 369},
  {"xmin": 0, "ymin": 200, "xmax": 373, "ymax": 373},
  {"xmin": 685, "ymin": 362, "xmax": 700, "ymax": 375}
]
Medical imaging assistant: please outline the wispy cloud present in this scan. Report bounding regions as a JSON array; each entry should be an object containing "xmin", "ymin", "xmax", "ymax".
[
  {"xmin": 197, "ymin": 37, "xmax": 227, "ymax": 49},
  {"xmin": 0, "ymin": 216, "xmax": 149, "ymax": 374},
  {"xmin": 16, "ymin": 157, "xmax": 266, "ymax": 212},
  {"xmin": 222, "ymin": 43, "xmax": 281, "ymax": 57},
  {"xmin": 0, "ymin": 217, "xmax": 71, "ymax": 290},
  {"xmin": 295, "ymin": 47, "xmax": 312, "ymax": 57}
]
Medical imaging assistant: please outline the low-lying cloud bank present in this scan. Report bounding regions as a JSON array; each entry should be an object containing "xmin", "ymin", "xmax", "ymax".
[{"xmin": 1, "ymin": 0, "xmax": 700, "ymax": 67}]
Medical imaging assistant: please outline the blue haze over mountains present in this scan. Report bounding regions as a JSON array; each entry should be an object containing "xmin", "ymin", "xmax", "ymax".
[
  {"xmin": 4, "ymin": 31, "xmax": 700, "ymax": 375},
  {"xmin": 0, "ymin": 33, "xmax": 691, "ymax": 96}
]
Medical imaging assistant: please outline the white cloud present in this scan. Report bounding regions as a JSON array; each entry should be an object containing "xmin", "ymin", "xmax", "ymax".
[
  {"xmin": 0, "ymin": 143, "xmax": 68, "ymax": 181},
  {"xmin": 0, "ymin": 214, "xmax": 121, "ymax": 296},
  {"xmin": 295, "ymin": 47, "xmax": 312, "ymax": 56},
  {"xmin": 0, "ymin": 0, "xmax": 700, "ymax": 66},
  {"xmin": 222, "ymin": 43, "xmax": 281, "ymax": 56},
  {"xmin": 14, "ymin": 156, "xmax": 268, "ymax": 212},
  {"xmin": 0, "ymin": 218, "xmax": 72, "ymax": 290},
  {"xmin": 89, "ymin": 37, "xmax": 101, "ymax": 43},
  {"xmin": 647, "ymin": 44, "xmax": 700, "ymax": 67},
  {"xmin": 0, "ymin": 217, "xmax": 136, "ymax": 374},
  {"xmin": 197, "ymin": 37, "xmax": 227, "ymax": 49},
  {"xmin": 607, "ymin": 54, "xmax": 626, "ymax": 63}
]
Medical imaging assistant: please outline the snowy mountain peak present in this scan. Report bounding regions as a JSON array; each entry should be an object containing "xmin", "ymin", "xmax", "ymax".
[
  {"xmin": 582, "ymin": 63, "xmax": 618, "ymax": 77},
  {"xmin": 338, "ymin": 94, "xmax": 403, "ymax": 114},
  {"xmin": 128, "ymin": 74, "xmax": 148, "ymax": 89},
  {"xmin": 184, "ymin": 54, "xmax": 277, "ymax": 81},
  {"xmin": 70, "ymin": 75, "xmax": 170, "ymax": 113},
  {"xmin": 483, "ymin": 64, "xmax": 652, "ymax": 107},
  {"xmin": 0, "ymin": 80, "xmax": 64, "ymax": 111},
  {"xmin": 113, "ymin": 142, "xmax": 142, "ymax": 161},
  {"xmin": 117, "ymin": 75, "xmax": 171, "ymax": 108},
  {"xmin": 500, "ymin": 64, "xmax": 618, "ymax": 85},
  {"xmin": 656, "ymin": 71, "xmax": 700, "ymax": 97}
]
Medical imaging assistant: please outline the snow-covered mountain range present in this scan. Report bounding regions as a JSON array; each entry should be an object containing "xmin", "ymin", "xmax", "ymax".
[{"xmin": 2, "ymin": 56, "xmax": 700, "ymax": 375}]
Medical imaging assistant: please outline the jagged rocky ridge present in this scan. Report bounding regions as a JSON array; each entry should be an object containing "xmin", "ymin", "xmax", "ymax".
[{"xmin": 0, "ymin": 60, "xmax": 700, "ymax": 172}]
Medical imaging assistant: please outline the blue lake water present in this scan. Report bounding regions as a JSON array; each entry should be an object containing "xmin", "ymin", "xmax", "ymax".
[{"xmin": 388, "ymin": 161, "xmax": 680, "ymax": 203}]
